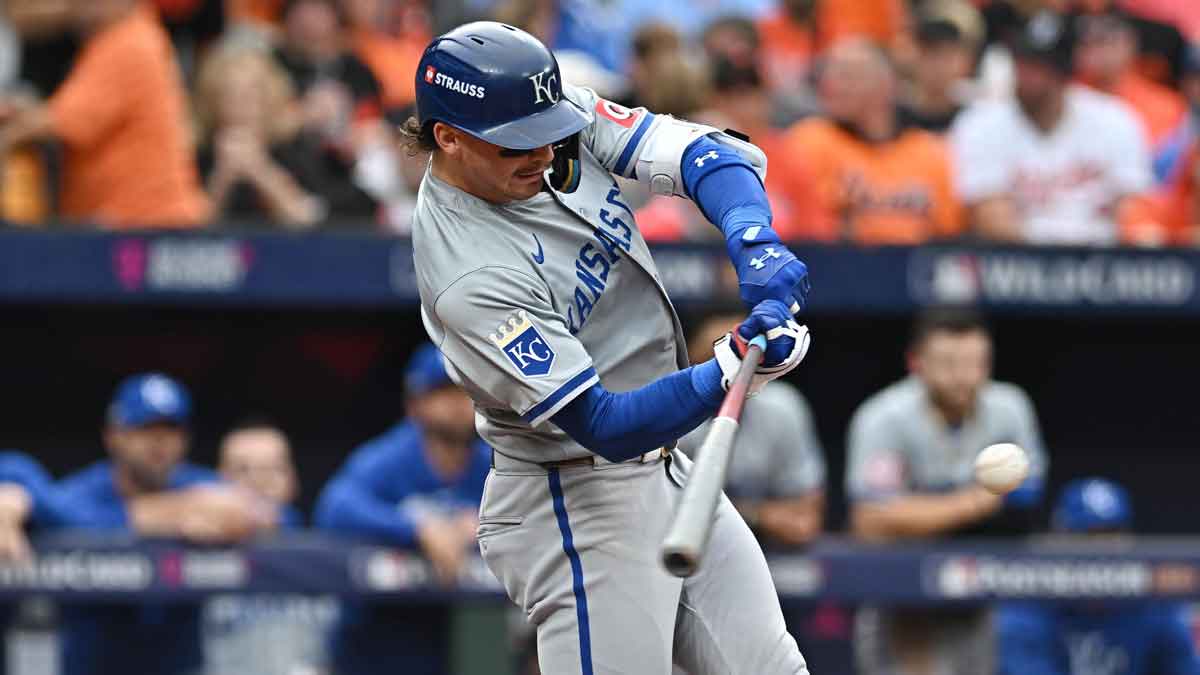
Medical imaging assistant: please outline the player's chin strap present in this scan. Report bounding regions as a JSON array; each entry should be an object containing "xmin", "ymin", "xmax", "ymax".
[{"xmin": 547, "ymin": 132, "xmax": 582, "ymax": 193}]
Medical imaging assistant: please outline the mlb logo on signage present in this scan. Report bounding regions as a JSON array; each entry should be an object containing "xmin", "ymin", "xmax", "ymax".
[
  {"xmin": 489, "ymin": 310, "xmax": 555, "ymax": 378},
  {"xmin": 425, "ymin": 66, "xmax": 437, "ymax": 84}
]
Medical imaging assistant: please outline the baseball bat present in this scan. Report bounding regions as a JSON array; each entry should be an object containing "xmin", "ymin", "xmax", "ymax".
[{"xmin": 660, "ymin": 334, "xmax": 767, "ymax": 578}]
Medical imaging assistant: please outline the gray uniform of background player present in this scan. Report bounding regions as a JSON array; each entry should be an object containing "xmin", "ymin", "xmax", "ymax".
[
  {"xmin": 414, "ymin": 83, "xmax": 808, "ymax": 674},
  {"xmin": 846, "ymin": 375, "xmax": 1047, "ymax": 675},
  {"xmin": 679, "ymin": 382, "xmax": 824, "ymax": 510}
]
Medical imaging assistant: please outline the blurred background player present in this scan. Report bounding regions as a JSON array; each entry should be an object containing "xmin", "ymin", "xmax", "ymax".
[
  {"xmin": 678, "ymin": 310, "xmax": 836, "ymax": 671},
  {"xmin": 998, "ymin": 478, "xmax": 1200, "ymax": 675},
  {"xmin": 218, "ymin": 417, "xmax": 303, "ymax": 526},
  {"xmin": 315, "ymin": 343, "xmax": 490, "ymax": 675},
  {"xmin": 208, "ymin": 418, "xmax": 331, "ymax": 674},
  {"xmin": 678, "ymin": 311, "xmax": 825, "ymax": 549},
  {"xmin": 950, "ymin": 10, "xmax": 1157, "ymax": 246},
  {"xmin": 846, "ymin": 308, "xmax": 1048, "ymax": 675},
  {"xmin": 51, "ymin": 372, "xmax": 277, "ymax": 675}
]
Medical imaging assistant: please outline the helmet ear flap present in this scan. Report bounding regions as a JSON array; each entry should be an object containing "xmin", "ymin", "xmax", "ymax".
[{"xmin": 548, "ymin": 133, "xmax": 582, "ymax": 193}]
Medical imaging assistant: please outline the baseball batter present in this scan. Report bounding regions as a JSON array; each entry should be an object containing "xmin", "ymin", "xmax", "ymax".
[{"xmin": 406, "ymin": 22, "xmax": 812, "ymax": 675}]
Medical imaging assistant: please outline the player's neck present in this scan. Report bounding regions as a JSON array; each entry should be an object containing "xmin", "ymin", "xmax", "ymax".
[
  {"xmin": 112, "ymin": 464, "xmax": 159, "ymax": 499},
  {"xmin": 854, "ymin": 106, "xmax": 898, "ymax": 143},
  {"xmin": 424, "ymin": 438, "xmax": 471, "ymax": 482}
]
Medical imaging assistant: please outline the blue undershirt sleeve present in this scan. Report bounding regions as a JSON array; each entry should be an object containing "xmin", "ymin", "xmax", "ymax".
[
  {"xmin": 550, "ymin": 360, "xmax": 725, "ymax": 462},
  {"xmin": 680, "ymin": 136, "xmax": 773, "ymax": 242}
]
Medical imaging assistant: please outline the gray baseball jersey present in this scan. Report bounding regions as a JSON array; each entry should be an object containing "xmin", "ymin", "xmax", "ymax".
[
  {"xmin": 416, "ymin": 84, "xmax": 687, "ymax": 464},
  {"xmin": 413, "ymin": 84, "xmax": 808, "ymax": 674},
  {"xmin": 845, "ymin": 376, "xmax": 1047, "ymax": 501},
  {"xmin": 678, "ymin": 382, "xmax": 825, "ymax": 500}
]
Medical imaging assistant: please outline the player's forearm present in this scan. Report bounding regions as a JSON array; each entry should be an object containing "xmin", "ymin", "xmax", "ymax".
[
  {"xmin": 313, "ymin": 484, "xmax": 417, "ymax": 546},
  {"xmin": 127, "ymin": 493, "xmax": 189, "ymax": 536},
  {"xmin": 850, "ymin": 488, "xmax": 1000, "ymax": 541},
  {"xmin": 971, "ymin": 198, "xmax": 1024, "ymax": 242},
  {"xmin": 0, "ymin": 452, "xmax": 61, "ymax": 526},
  {"xmin": 551, "ymin": 360, "xmax": 724, "ymax": 462},
  {"xmin": 681, "ymin": 136, "xmax": 771, "ymax": 240},
  {"xmin": 749, "ymin": 492, "xmax": 824, "ymax": 546}
]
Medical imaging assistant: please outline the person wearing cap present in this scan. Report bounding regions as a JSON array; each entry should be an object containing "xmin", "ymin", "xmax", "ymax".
[
  {"xmin": 51, "ymin": 372, "xmax": 278, "ymax": 675},
  {"xmin": 997, "ymin": 478, "xmax": 1200, "ymax": 675},
  {"xmin": 314, "ymin": 342, "xmax": 490, "ymax": 675},
  {"xmin": 950, "ymin": 10, "xmax": 1157, "ymax": 246}
]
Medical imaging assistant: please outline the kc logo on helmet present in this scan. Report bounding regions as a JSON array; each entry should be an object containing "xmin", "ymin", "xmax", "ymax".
[
  {"xmin": 529, "ymin": 71, "xmax": 560, "ymax": 105},
  {"xmin": 489, "ymin": 310, "xmax": 555, "ymax": 378},
  {"xmin": 425, "ymin": 66, "xmax": 436, "ymax": 84}
]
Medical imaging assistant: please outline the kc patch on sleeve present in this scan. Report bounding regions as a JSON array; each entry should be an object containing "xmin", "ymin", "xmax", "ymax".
[{"xmin": 490, "ymin": 309, "xmax": 556, "ymax": 377}]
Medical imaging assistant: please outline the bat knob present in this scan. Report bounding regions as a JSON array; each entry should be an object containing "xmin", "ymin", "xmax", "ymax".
[{"xmin": 661, "ymin": 549, "xmax": 698, "ymax": 578}]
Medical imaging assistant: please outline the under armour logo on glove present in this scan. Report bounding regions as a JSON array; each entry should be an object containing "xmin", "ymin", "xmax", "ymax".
[
  {"xmin": 749, "ymin": 247, "xmax": 781, "ymax": 270},
  {"xmin": 694, "ymin": 150, "xmax": 719, "ymax": 167}
]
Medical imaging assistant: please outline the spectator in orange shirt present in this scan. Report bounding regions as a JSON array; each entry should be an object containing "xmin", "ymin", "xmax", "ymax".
[
  {"xmin": 783, "ymin": 39, "xmax": 963, "ymax": 244},
  {"xmin": 0, "ymin": 0, "xmax": 209, "ymax": 228},
  {"xmin": 1074, "ymin": 8, "xmax": 1189, "ymax": 184},
  {"xmin": 758, "ymin": 0, "xmax": 908, "ymax": 95},
  {"xmin": 342, "ymin": 0, "xmax": 426, "ymax": 112}
]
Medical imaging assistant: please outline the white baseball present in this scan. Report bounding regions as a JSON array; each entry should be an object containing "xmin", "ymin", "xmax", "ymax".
[{"xmin": 974, "ymin": 443, "xmax": 1030, "ymax": 494}]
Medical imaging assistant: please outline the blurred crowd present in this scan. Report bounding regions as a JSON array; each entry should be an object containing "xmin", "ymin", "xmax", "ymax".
[
  {"xmin": 0, "ymin": 0, "xmax": 1198, "ymax": 246},
  {"xmin": 3, "ymin": 308, "xmax": 1190, "ymax": 675}
]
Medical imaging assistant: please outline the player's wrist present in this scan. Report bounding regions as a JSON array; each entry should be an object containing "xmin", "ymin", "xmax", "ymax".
[
  {"xmin": 0, "ymin": 485, "xmax": 30, "ymax": 525},
  {"xmin": 689, "ymin": 359, "xmax": 726, "ymax": 407}
]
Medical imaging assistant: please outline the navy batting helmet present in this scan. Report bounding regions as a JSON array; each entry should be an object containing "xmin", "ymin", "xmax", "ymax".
[
  {"xmin": 415, "ymin": 22, "xmax": 590, "ymax": 151},
  {"xmin": 1053, "ymin": 478, "xmax": 1132, "ymax": 532}
]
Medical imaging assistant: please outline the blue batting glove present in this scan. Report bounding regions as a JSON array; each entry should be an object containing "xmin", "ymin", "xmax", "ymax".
[
  {"xmin": 726, "ymin": 225, "xmax": 811, "ymax": 313},
  {"xmin": 736, "ymin": 299, "xmax": 797, "ymax": 367}
]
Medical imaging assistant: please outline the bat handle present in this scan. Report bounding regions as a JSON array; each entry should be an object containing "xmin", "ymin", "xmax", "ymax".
[{"xmin": 715, "ymin": 333, "xmax": 766, "ymax": 421}]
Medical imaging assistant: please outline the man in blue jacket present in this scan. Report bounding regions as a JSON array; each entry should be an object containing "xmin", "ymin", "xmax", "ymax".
[
  {"xmin": 316, "ymin": 343, "xmax": 491, "ymax": 675},
  {"xmin": 998, "ymin": 478, "xmax": 1200, "ymax": 675},
  {"xmin": 53, "ymin": 372, "xmax": 278, "ymax": 675}
]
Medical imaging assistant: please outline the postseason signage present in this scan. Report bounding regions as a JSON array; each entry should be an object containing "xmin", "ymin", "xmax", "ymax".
[
  {"xmin": 2, "ymin": 535, "xmax": 1200, "ymax": 603},
  {"xmin": 0, "ymin": 230, "xmax": 1198, "ymax": 314}
]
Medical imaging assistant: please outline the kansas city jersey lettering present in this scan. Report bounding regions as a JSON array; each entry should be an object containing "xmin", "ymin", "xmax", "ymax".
[
  {"xmin": 490, "ymin": 310, "xmax": 555, "ymax": 377},
  {"xmin": 566, "ymin": 185, "xmax": 635, "ymax": 335}
]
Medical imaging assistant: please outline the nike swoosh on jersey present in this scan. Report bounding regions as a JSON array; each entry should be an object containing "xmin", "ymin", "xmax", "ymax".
[{"xmin": 531, "ymin": 233, "xmax": 545, "ymax": 264}]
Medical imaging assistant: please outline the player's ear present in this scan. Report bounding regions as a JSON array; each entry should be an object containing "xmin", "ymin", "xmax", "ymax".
[
  {"xmin": 432, "ymin": 122, "xmax": 461, "ymax": 156},
  {"xmin": 102, "ymin": 426, "xmax": 122, "ymax": 457},
  {"xmin": 905, "ymin": 348, "xmax": 921, "ymax": 375}
]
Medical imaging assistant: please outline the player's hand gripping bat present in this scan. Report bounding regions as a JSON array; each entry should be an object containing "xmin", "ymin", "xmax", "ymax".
[{"xmin": 660, "ymin": 334, "xmax": 766, "ymax": 577}]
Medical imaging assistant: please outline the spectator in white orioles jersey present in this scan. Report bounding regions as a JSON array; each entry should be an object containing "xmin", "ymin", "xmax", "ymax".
[{"xmin": 950, "ymin": 11, "xmax": 1158, "ymax": 246}]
